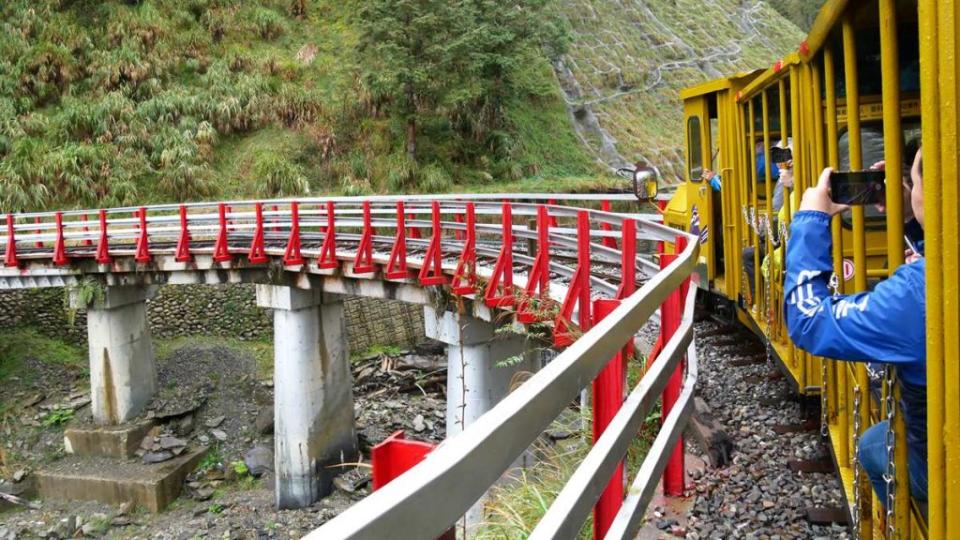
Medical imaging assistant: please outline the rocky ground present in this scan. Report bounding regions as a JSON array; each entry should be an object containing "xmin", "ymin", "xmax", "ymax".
[
  {"xmin": 0, "ymin": 341, "xmax": 447, "ymax": 539},
  {"xmin": 682, "ymin": 319, "xmax": 850, "ymax": 539}
]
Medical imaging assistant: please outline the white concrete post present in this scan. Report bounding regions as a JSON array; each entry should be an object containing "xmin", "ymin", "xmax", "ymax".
[
  {"xmin": 78, "ymin": 286, "xmax": 156, "ymax": 425},
  {"xmin": 423, "ymin": 307, "xmax": 540, "ymax": 437},
  {"xmin": 256, "ymin": 285, "xmax": 358, "ymax": 509},
  {"xmin": 424, "ymin": 306, "xmax": 540, "ymax": 530}
]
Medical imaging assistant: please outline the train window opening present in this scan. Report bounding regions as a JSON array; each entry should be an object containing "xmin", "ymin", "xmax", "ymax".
[
  {"xmin": 687, "ymin": 115, "xmax": 703, "ymax": 181},
  {"xmin": 831, "ymin": 20, "xmax": 920, "ymax": 105},
  {"xmin": 708, "ymin": 93, "xmax": 724, "ymax": 276}
]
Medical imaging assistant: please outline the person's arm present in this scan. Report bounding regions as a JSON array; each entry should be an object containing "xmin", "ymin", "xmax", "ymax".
[{"xmin": 783, "ymin": 211, "xmax": 925, "ymax": 363}]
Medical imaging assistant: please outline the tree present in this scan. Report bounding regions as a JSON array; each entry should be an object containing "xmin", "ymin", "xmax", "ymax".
[
  {"xmin": 462, "ymin": 0, "xmax": 568, "ymax": 134},
  {"xmin": 355, "ymin": 0, "xmax": 473, "ymax": 160}
]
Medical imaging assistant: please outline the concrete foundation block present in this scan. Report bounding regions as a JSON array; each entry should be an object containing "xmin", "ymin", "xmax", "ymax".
[
  {"xmin": 36, "ymin": 447, "xmax": 207, "ymax": 513},
  {"xmin": 64, "ymin": 419, "xmax": 155, "ymax": 459}
]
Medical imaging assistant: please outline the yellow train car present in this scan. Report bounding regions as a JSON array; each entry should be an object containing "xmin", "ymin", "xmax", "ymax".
[{"xmin": 668, "ymin": 0, "xmax": 959, "ymax": 538}]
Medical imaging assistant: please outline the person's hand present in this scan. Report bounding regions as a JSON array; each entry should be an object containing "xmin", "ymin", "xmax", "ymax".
[
  {"xmin": 905, "ymin": 248, "xmax": 922, "ymax": 264},
  {"xmin": 800, "ymin": 167, "xmax": 849, "ymax": 216}
]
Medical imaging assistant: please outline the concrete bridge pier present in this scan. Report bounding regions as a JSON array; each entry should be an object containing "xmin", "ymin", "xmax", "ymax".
[
  {"xmin": 423, "ymin": 307, "xmax": 539, "ymax": 438},
  {"xmin": 424, "ymin": 306, "xmax": 540, "ymax": 530},
  {"xmin": 74, "ymin": 286, "xmax": 157, "ymax": 425},
  {"xmin": 256, "ymin": 285, "xmax": 358, "ymax": 509}
]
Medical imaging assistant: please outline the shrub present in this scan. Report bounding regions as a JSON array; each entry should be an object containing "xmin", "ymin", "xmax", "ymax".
[
  {"xmin": 252, "ymin": 152, "xmax": 308, "ymax": 197},
  {"xmin": 418, "ymin": 163, "xmax": 452, "ymax": 193},
  {"xmin": 249, "ymin": 7, "xmax": 287, "ymax": 40}
]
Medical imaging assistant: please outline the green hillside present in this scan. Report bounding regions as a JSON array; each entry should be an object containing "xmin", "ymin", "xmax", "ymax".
[
  {"xmin": 0, "ymin": 0, "xmax": 595, "ymax": 212},
  {"xmin": 0, "ymin": 0, "xmax": 808, "ymax": 212},
  {"xmin": 767, "ymin": 0, "xmax": 826, "ymax": 31},
  {"xmin": 557, "ymin": 0, "xmax": 805, "ymax": 181}
]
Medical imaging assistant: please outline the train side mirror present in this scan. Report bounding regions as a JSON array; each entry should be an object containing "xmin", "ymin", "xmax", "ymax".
[{"xmin": 632, "ymin": 165, "xmax": 660, "ymax": 202}]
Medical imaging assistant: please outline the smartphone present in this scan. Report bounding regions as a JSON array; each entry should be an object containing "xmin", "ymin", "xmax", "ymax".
[
  {"xmin": 829, "ymin": 170, "xmax": 886, "ymax": 205},
  {"xmin": 770, "ymin": 146, "xmax": 792, "ymax": 164}
]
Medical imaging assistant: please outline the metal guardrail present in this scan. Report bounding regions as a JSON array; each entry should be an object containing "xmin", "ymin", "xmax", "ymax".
[
  {"xmin": 1, "ymin": 194, "xmax": 698, "ymax": 539},
  {"xmin": 301, "ymin": 216, "xmax": 698, "ymax": 538}
]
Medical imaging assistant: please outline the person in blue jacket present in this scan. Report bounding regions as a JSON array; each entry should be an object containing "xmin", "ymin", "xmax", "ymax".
[{"xmin": 784, "ymin": 149, "xmax": 927, "ymax": 512}]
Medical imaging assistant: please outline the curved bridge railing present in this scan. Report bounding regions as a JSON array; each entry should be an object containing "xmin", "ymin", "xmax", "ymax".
[{"xmin": 0, "ymin": 193, "xmax": 697, "ymax": 539}]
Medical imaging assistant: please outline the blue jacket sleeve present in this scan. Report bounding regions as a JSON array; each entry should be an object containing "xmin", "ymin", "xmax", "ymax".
[{"xmin": 783, "ymin": 211, "xmax": 926, "ymax": 365}]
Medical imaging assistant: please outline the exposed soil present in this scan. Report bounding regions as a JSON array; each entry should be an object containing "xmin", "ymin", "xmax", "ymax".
[{"xmin": 0, "ymin": 341, "xmax": 447, "ymax": 539}]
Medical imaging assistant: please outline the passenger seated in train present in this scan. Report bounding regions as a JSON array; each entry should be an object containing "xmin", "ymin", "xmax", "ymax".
[
  {"xmin": 783, "ymin": 150, "xmax": 927, "ymax": 514},
  {"xmin": 742, "ymin": 140, "xmax": 792, "ymax": 299}
]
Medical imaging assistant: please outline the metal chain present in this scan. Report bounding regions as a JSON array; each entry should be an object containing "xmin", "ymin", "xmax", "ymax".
[
  {"xmin": 821, "ymin": 272, "xmax": 839, "ymax": 438},
  {"xmin": 779, "ymin": 218, "xmax": 790, "ymax": 244},
  {"xmin": 883, "ymin": 366, "xmax": 898, "ymax": 540},
  {"xmin": 820, "ymin": 359, "xmax": 829, "ymax": 437},
  {"xmin": 852, "ymin": 386, "xmax": 863, "ymax": 540}
]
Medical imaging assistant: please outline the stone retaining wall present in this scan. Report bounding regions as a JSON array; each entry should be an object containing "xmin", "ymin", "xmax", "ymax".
[{"xmin": 0, "ymin": 285, "xmax": 426, "ymax": 353}]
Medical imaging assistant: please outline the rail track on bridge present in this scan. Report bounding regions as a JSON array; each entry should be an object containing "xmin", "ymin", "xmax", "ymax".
[{"xmin": 1, "ymin": 194, "xmax": 701, "ymax": 539}]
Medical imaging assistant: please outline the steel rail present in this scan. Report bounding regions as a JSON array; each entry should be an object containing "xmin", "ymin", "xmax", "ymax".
[
  {"xmin": 303, "ymin": 233, "xmax": 697, "ymax": 540},
  {"xmin": 4, "ymin": 193, "xmax": 651, "ymax": 220}
]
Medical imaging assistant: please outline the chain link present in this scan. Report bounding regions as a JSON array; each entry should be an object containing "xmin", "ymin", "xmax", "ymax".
[
  {"xmin": 852, "ymin": 386, "xmax": 863, "ymax": 540},
  {"xmin": 820, "ymin": 359, "xmax": 829, "ymax": 438},
  {"xmin": 883, "ymin": 366, "xmax": 898, "ymax": 539}
]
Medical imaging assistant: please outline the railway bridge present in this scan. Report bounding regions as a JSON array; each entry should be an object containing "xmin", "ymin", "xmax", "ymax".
[{"xmin": 0, "ymin": 194, "xmax": 698, "ymax": 538}]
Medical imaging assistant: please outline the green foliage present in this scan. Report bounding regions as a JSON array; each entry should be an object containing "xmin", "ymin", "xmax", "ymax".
[
  {"xmin": 0, "ymin": 328, "xmax": 83, "ymax": 383},
  {"xmin": 248, "ymin": 7, "xmax": 288, "ymax": 40},
  {"xmin": 42, "ymin": 407, "xmax": 75, "ymax": 427},
  {"xmin": 63, "ymin": 278, "xmax": 104, "ymax": 325},
  {"xmin": 252, "ymin": 151, "xmax": 308, "ymax": 197},
  {"xmin": 766, "ymin": 0, "xmax": 824, "ymax": 31},
  {"xmin": 0, "ymin": 0, "xmax": 598, "ymax": 210},
  {"xmin": 207, "ymin": 502, "xmax": 225, "ymax": 514},
  {"xmin": 230, "ymin": 460, "xmax": 250, "ymax": 477},
  {"xmin": 196, "ymin": 446, "xmax": 223, "ymax": 473}
]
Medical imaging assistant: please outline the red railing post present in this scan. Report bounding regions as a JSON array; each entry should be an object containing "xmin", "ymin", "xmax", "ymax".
[
  {"xmin": 418, "ymin": 201, "xmax": 447, "ymax": 286},
  {"xmin": 34, "ymin": 216, "xmax": 43, "ymax": 249},
  {"xmin": 283, "ymin": 201, "xmax": 305, "ymax": 266},
  {"xmin": 318, "ymin": 201, "xmax": 340, "ymax": 269},
  {"xmin": 353, "ymin": 201, "xmax": 376, "ymax": 273},
  {"xmin": 174, "ymin": 205, "xmax": 192, "ymax": 263},
  {"xmin": 484, "ymin": 202, "xmax": 515, "ymax": 307},
  {"xmin": 371, "ymin": 431, "xmax": 455, "ymax": 540},
  {"xmin": 96, "ymin": 209, "xmax": 112, "ymax": 264},
  {"xmin": 592, "ymin": 298, "xmax": 625, "ymax": 539},
  {"xmin": 52, "ymin": 212, "xmax": 68, "ymax": 266},
  {"xmin": 547, "ymin": 199, "xmax": 560, "ymax": 228},
  {"xmin": 385, "ymin": 201, "xmax": 410, "ymax": 279},
  {"xmin": 616, "ymin": 219, "xmax": 637, "ymax": 300},
  {"xmin": 451, "ymin": 202, "xmax": 477, "ymax": 295},
  {"xmin": 4, "ymin": 214, "xmax": 18, "ymax": 268},
  {"xmin": 656, "ymin": 199, "xmax": 667, "ymax": 255},
  {"xmin": 553, "ymin": 211, "xmax": 592, "ymax": 347},
  {"xmin": 517, "ymin": 205, "xmax": 551, "ymax": 322},
  {"xmin": 80, "ymin": 213, "xmax": 92, "ymax": 247},
  {"xmin": 659, "ymin": 239, "xmax": 686, "ymax": 496},
  {"xmin": 212, "ymin": 203, "xmax": 231, "ymax": 263},
  {"xmin": 248, "ymin": 203, "xmax": 269, "ymax": 264},
  {"xmin": 135, "ymin": 207, "xmax": 152, "ymax": 264},
  {"xmin": 600, "ymin": 200, "xmax": 618, "ymax": 249}
]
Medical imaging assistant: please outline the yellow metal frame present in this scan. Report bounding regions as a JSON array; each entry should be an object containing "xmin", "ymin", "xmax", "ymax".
[{"xmin": 671, "ymin": 1, "xmax": 951, "ymax": 537}]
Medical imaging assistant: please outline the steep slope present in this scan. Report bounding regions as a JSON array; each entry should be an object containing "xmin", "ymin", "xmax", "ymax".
[
  {"xmin": 767, "ymin": 0, "xmax": 825, "ymax": 31},
  {"xmin": 557, "ymin": 0, "xmax": 805, "ymax": 180}
]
